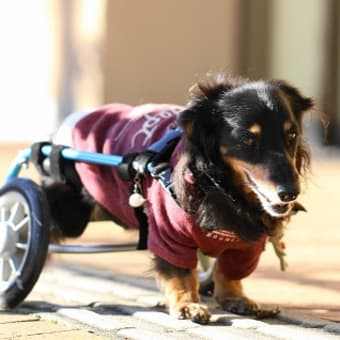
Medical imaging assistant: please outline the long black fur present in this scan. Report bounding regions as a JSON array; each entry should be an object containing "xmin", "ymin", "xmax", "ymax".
[{"xmin": 174, "ymin": 75, "xmax": 313, "ymax": 241}]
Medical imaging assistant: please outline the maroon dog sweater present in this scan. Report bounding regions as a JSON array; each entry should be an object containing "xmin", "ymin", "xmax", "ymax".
[{"xmin": 70, "ymin": 103, "xmax": 266, "ymax": 279}]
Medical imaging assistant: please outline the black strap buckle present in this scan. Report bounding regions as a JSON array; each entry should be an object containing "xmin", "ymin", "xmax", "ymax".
[
  {"xmin": 116, "ymin": 151, "xmax": 155, "ymax": 181},
  {"xmin": 149, "ymin": 163, "xmax": 176, "ymax": 200},
  {"xmin": 30, "ymin": 142, "xmax": 82, "ymax": 188}
]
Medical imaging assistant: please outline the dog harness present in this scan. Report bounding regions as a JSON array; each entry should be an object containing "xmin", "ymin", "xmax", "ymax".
[{"xmin": 48, "ymin": 103, "xmax": 266, "ymax": 279}]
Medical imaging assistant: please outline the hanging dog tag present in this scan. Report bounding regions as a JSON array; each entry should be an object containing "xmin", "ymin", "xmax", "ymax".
[
  {"xmin": 129, "ymin": 176, "xmax": 147, "ymax": 207},
  {"xmin": 129, "ymin": 192, "xmax": 147, "ymax": 207}
]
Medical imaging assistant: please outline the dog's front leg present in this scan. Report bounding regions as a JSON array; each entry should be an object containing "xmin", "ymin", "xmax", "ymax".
[
  {"xmin": 154, "ymin": 256, "xmax": 211, "ymax": 324},
  {"xmin": 213, "ymin": 263, "xmax": 258, "ymax": 316},
  {"xmin": 213, "ymin": 262, "xmax": 279, "ymax": 318}
]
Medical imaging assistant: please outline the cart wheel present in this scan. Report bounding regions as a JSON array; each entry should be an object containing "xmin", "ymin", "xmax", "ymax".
[
  {"xmin": 0, "ymin": 178, "xmax": 50, "ymax": 308},
  {"xmin": 198, "ymin": 250, "xmax": 216, "ymax": 296}
]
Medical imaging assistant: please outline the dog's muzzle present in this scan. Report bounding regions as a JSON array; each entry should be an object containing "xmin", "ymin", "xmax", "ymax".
[{"xmin": 245, "ymin": 172, "xmax": 298, "ymax": 217}]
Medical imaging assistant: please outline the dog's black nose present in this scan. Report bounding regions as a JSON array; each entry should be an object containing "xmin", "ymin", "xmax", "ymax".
[{"xmin": 277, "ymin": 186, "xmax": 299, "ymax": 202}]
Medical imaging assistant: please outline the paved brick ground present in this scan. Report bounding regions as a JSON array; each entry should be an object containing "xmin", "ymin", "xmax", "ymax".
[
  {"xmin": 2, "ymin": 264, "xmax": 340, "ymax": 339},
  {"xmin": 0, "ymin": 309, "xmax": 102, "ymax": 339},
  {"xmin": 0, "ymin": 143, "xmax": 339, "ymax": 339}
]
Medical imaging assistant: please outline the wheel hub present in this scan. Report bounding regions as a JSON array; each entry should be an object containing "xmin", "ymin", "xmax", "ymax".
[{"xmin": 0, "ymin": 222, "xmax": 17, "ymax": 257}]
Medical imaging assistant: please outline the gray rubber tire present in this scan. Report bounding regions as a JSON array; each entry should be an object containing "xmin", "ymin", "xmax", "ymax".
[{"xmin": 0, "ymin": 178, "xmax": 49, "ymax": 308}]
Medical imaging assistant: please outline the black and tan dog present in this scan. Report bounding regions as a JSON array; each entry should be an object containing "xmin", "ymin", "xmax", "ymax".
[{"xmin": 42, "ymin": 74, "xmax": 313, "ymax": 324}]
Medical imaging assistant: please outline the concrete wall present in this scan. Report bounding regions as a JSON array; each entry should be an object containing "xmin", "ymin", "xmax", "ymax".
[
  {"xmin": 103, "ymin": 0, "xmax": 242, "ymax": 105},
  {"xmin": 268, "ymin": 0, "xmax": 327, "ymax": 103}
]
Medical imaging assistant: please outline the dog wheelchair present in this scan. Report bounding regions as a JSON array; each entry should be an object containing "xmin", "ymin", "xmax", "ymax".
[{"xmin": 0, "ymin": 128, "xmax": 215, "ymax": 309}]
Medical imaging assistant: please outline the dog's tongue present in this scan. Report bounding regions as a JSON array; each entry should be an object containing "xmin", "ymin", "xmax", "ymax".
[{"xmin": 291, "ymin": 201, "xmax": 307, "ymax": 214}]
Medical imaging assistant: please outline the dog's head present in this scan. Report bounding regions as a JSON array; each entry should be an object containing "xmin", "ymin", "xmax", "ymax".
[{"xmin": 179, "ymin": 75, "xmax": 313, "ymax": 220}]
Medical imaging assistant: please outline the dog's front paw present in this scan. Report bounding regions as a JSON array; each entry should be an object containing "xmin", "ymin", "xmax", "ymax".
[
  {"xmin": 218, "ymin": 297, "xmax": 280, "ymax": 318},
  {"xmin": 170, "ymin": 303, "xmax": 211, "ymax": 324},
  {"xmin": 218, "ymin": 296, "xmax": 259, "ymax": 316}
]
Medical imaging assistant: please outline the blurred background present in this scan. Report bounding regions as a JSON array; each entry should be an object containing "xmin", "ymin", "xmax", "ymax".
[
  {"xmin": 0, "ymin": 0, "xmax": 339, "ymax": 145},
  {"xmin": 0, "ymin": 0, "xmax": 339, "ymax": 321}
]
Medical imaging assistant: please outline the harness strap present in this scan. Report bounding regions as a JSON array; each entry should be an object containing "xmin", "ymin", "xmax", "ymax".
[
  {"xmin": 31, "ymin": 142, "xmax": 82, "ymax": 189},
  {"xmin": 49, "ymin": 145, "xmax": 68, "ymax": 183},
  {"xmin": 134, "ymin": 206, "xmax": 149, "ymax": 250},
  {"xmin": 116, "ymin": 131, "xmax": 181, "ymax": 250},
  {"xmin": 115, "ymin": 153, "xmax": 138, "ymax": 181},
  {"xmin": 149, "ymin": 163, "xmax": 177, "ymax": 200},
  {"xmin": 31, "ymin": 141, "xmax": 52, "ymax": 177}
]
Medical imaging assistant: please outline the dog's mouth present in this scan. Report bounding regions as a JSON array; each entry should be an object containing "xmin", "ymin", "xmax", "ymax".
[
  {"xmin": 270, "ymin": 203, "xmax": 290, "ymax": 215},
  {"xmin": 244, "ymin": 172, "xmax": 292, "ymax": 217}
]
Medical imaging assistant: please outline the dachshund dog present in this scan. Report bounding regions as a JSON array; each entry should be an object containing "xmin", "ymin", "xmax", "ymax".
[{"xmin": 42, "ymin": 74, "xmax": 313, "ymax": 324}]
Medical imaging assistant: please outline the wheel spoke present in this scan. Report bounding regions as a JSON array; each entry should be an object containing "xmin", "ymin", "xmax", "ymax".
[
  {"xmin": 8, "ymin": 202, "xmax": 25, "ymax": 225},
  {"xmin": 8, "ymin": 257, "xmax": 18, "ymax": 274},
  {"xmin": 0, "ymin": 207, "xmax": 10, "ymax": 223},
  {"xmin": 12, "ymin": 216, "xmax": 29, "ymax": 232},
  {"xmin": 12, "ymin": 251, "xmax": 24, "ymax": 267},
  {"xmin": 0, "ymin": 258, "xmax": 12, "ymax": 281}
]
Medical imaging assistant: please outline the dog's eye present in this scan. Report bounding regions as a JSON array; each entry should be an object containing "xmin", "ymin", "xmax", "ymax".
[
  {"xmin": 287, "ymin": 131, "xmax": 297, "ymax": 144},
  {"xmin": 242, "ymin": 136, "xmax": 257, "ymax": 147}
]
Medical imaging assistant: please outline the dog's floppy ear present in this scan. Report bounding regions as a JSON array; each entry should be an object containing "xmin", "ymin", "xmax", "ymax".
[
  {"xmin": 177, "ymin": 75, "xmax": 235, "ymax": 162},
  {"xmin": 187, "ymin": 74, "xmax": 235, "ymax": 103},
  {"xmin": 178, "ymin": 102, "xmax": 219, "ymax": 162},
  {"xmin": 271, "ymin": 80, "xmax": 314, "ymax": 118},
  {"xmin": 179, "ymin": 74, "xmax": 242, "ymax": 137},
  {"xmin": 271, "ymin": 80, "xmax": 313, "ymax": 176}
]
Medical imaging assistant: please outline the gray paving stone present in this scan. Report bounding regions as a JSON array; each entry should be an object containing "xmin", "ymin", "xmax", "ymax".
[
  {"xmin": 187, "ymin": 325, "xmax": 275, "ymax": 340},
  {"xmin": 57, "ymin": 308, "xmax": 130, "ymax": 331},
  {"xmin": 42, "ymin": 268, "xmax": 155, "ymax": 300},
  {"xmin": 136, "ymin": 294, "xmax": 164, "ymax": 307},
  {"xmin": 117, "ymin": 328, "xmax": 185, "ymax": 340},
  {"xmin": 35, "ymin": 282, "xmax": 98, "ymax": 305},
  {"xmin": 278, "ymin": 309, "xmax": 328, "ymax": 328},
  {"xmin": 133, "ymin": 310, "xmax": 200, "ymax": 330},
  {"xmin": 257, "ymin": 324, "xmax": 340, "ymax": 340},
  {"xmin": 324, "ymin": 322, "xmax": 340, "ymax": 335},
  {"xmin": 230, "ymin": 317, "xmax": 268, "ymax": 329}
]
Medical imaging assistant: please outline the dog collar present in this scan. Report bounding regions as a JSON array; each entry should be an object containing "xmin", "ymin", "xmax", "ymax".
[{"xmin": 188, "ymin": 165, "xmax": 243, "ymax": 216}]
